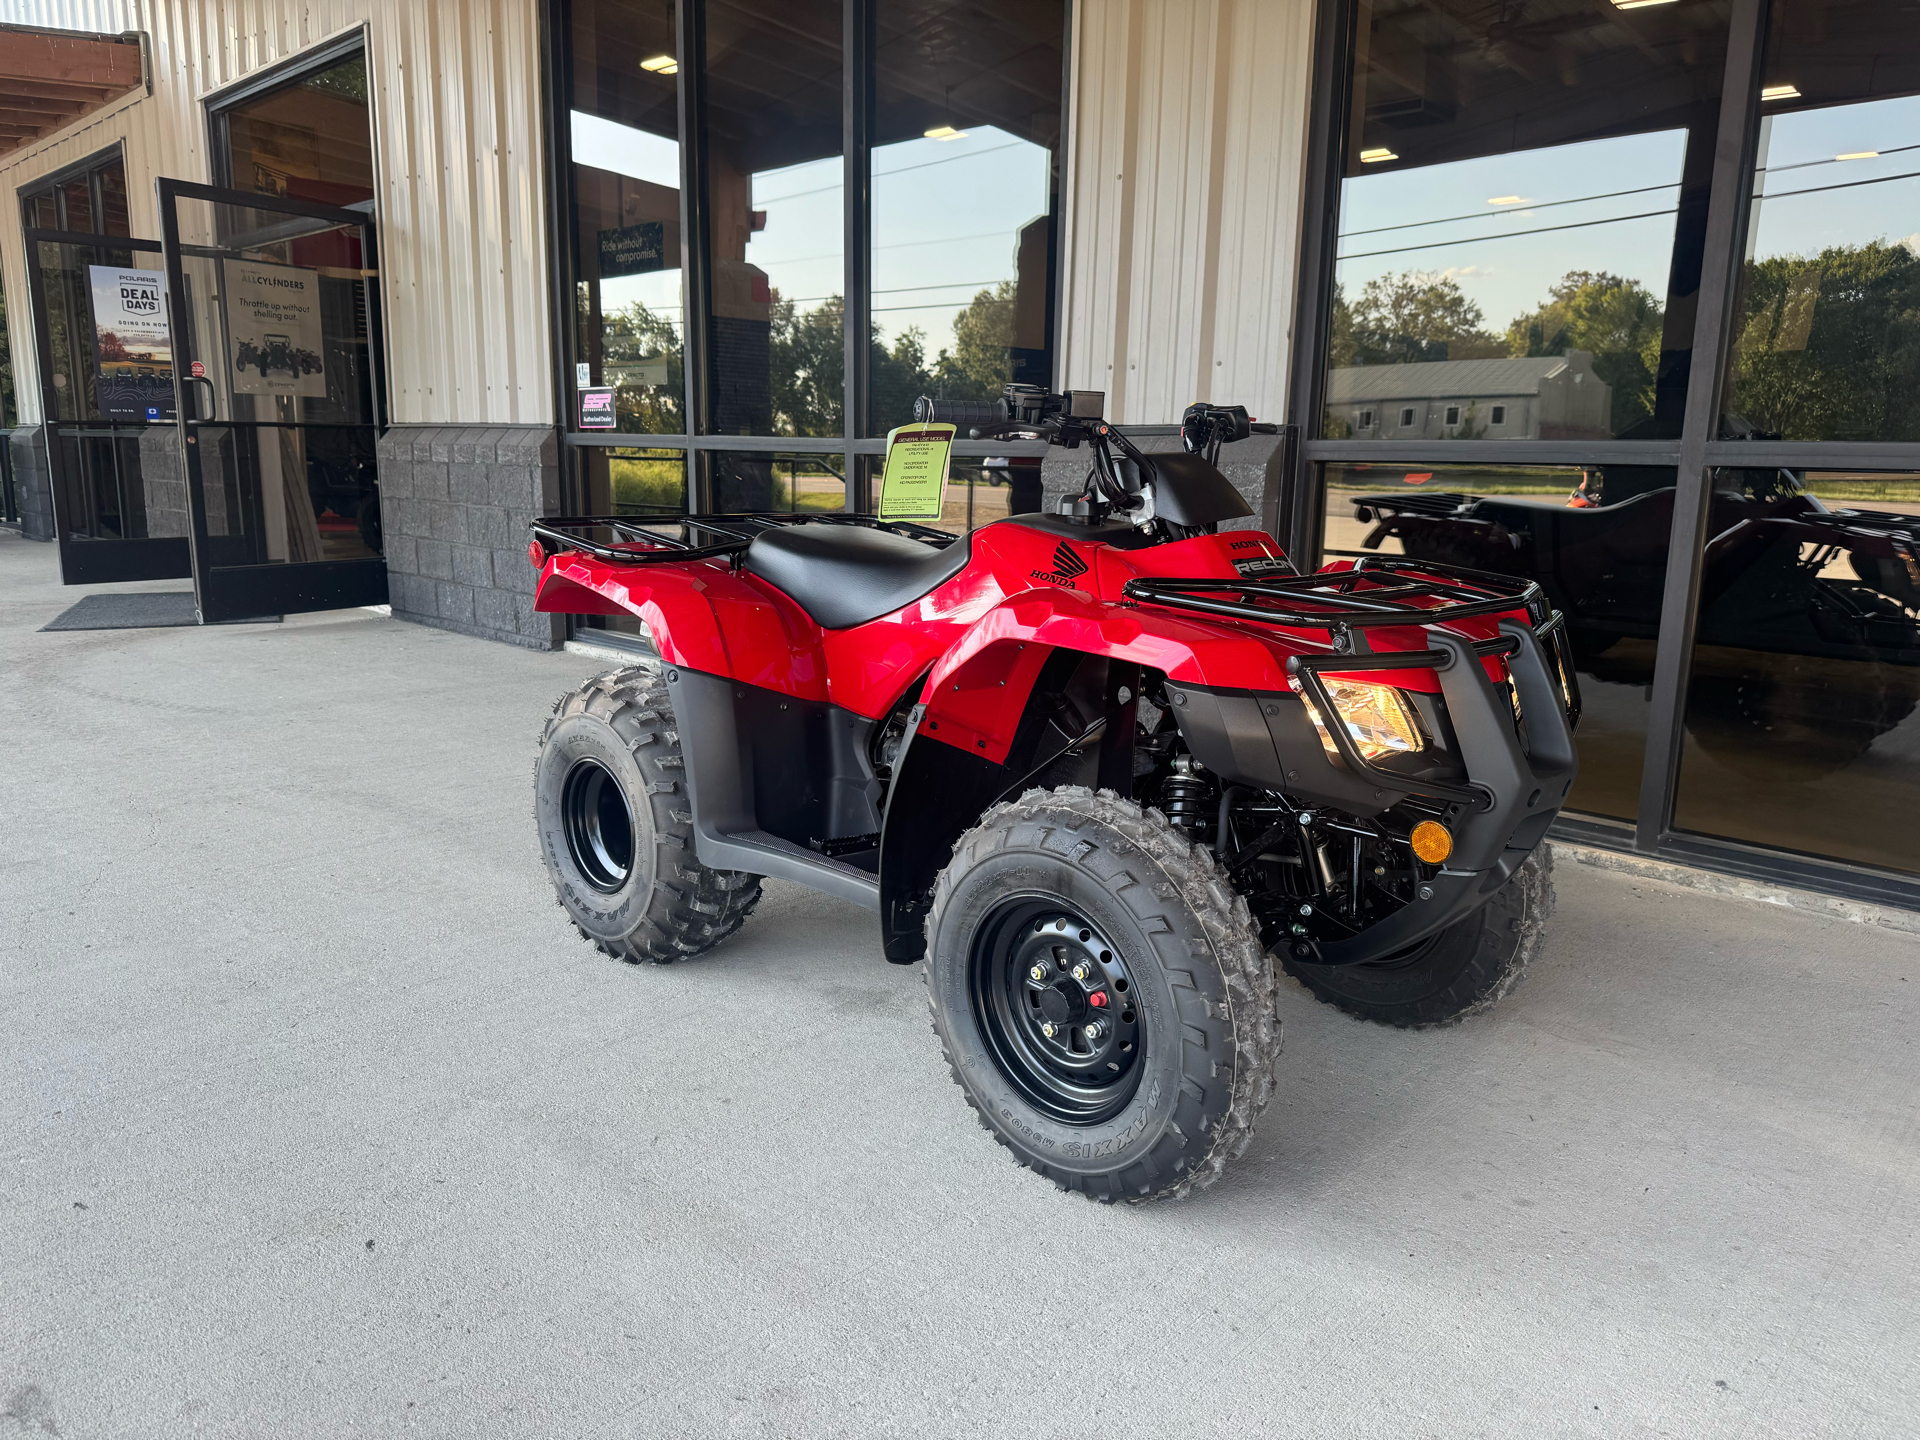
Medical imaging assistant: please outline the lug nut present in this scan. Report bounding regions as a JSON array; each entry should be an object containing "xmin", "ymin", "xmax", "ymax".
[
  {"xmin": 1084, "ymin": 1022, "xmax": 1103, "ymax": 1040},
  {"xmin": 1041, "ymin": 1022, "xmax": 1057, "ymax": 1038},
  {"xmin": 1029, "ymin": 963, "xmax": 1048, "ymax": 982},
  {"xmin": 1071, "ymin": 962, "xmax": 1091, "ymax": 981}
]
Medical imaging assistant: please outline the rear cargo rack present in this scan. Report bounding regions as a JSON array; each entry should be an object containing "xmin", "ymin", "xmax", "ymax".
[
  {"xmin": 1123, "ymin": 555, "xmax": 1583, "ymax": 740},
  {"xmin": 528, "ymin": 512, "xmax": 957, "ymax": 567}
]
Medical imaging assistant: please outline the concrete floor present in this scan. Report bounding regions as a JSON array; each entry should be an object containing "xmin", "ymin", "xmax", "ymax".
[{"xmin": 1, "ymin": 529, "xmax": 1915, "ymax": 1439}]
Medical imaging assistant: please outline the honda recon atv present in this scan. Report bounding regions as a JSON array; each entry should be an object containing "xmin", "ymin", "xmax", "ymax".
[{"xmin": 527, "ymin": 387, "xmax": 1580, "ymax": 1202}]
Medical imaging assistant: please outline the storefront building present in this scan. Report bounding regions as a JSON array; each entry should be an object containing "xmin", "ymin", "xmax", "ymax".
[{"xmin": 0, "ymin": 0, "xmax": 1914, "ymax": 905}]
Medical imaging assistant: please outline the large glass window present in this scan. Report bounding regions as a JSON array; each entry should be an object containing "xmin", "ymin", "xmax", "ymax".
[
  {"xmin": 1323, "ymin": 0, "xmax": 1730, "ymax": 443},
  {"xmin": 1721, "ymin": 0, "xmax": 1919, "ymax": 444},
  {"xmin": 20, "ymin": 151, "xmax": 130, "ymax": 236},
  {"xmin": 867, "ymin": 0, "xmax": 1063, "ymax": 435},
  {"xmin": 219, "ymin": 54, "xmax": 374, "ymax": 206},
  {"xmin": 1323, "ymin": 461, "xmax": 1672, "ymax": 821},
  {"xmin": 569, "ymin": 0, "xmax": 686, "ymax": 435},
  {"xmin": 701, "ymin": 0, "xmax": 844, "ymax": 441},
  {"xmin": 1673, "ymin": 468, "xmax": 1918, "ymax": 871}
]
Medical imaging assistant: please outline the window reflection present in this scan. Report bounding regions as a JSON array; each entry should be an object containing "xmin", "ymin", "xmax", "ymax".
[
  {"xmin": 1324, "ymin": 461, "xmax": 1673, "ymax": 821},
  {"xmin": 223, "ymin": 55, "xmax": 375, "ymax": 205},
  {"xmin": 709, "ymin": 452, "xmax": 846, "ymax": 515},
  {"xmin": 569, "ymin": 0, "xmax": 684, "ymax": 434},
  {"xmin": 1674, "ymin": 470, "xmax": 1918, "ymax": 872},
  {"xmin": 1723, "ymin": 0, "xmax": 1919, "ymax": 444},
  {"xmin": 573, "ymin": 447, "xmax": 691, "ymax": 642},
  {"xmin": 868, "ymin": 0, "xmax": 1062, "ymax": 435},
  {"xmin": 703, "ymin": 0, "xmax": 843, "ymax": 442},
  {"xmin": 1324, "ymin": 0, "xmax": 1730, "ymax": 442}
]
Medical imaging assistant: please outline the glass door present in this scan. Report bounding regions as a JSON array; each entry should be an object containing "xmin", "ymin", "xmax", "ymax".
[
  {"xmin": 24, "ymin": 228, "xmax": 194, "ymax": 584},
  {"xmin": 156, "ymin": 179, "xmax": 387, "ymax": 623}
]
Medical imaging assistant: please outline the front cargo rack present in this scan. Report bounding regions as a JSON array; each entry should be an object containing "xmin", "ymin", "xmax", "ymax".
[
  {"xmin": 1123, "ymin": 555, "xmax": 1583, "ymax": 749},
  {"xmin": 528, "ymin": 511, "xmax": 957, "ymax": 567}
]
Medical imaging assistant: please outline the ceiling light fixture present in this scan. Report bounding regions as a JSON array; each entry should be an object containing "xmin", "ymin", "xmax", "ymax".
[
  {"xmin": 1835, "ymin": 150, "xmax": 1880, "ymax": 161},
  {"xmin": 1760, "ymin": 83, "xmax": 1800, "ymax": 101},
  {"xmin": 924, "ymin": 124, "xmax": 968, "ymax": 141},
  {"xmin": 640, "ymin": 54, "xmax": 678, "ymax": 74},
  {"xmin": 1359, "ymin": 146, "xmax": 1397, "ymax": 163},
  {"xmin": 1487, "ymin": 195, "xmax": 1527, "ymax": 205},
  {"xmin": 1611, "ymin": 0, "xmax": 1677, "ymax": 9}
]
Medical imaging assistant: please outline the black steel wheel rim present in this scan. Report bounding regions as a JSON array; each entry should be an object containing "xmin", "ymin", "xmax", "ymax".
[
  {"xmin": 967, "ymin": 896, "xmax": 1145, "ymax": 1126},
  {"xmin": 561, "ymin": 757, "xmax": 635, "ymax": 893}
]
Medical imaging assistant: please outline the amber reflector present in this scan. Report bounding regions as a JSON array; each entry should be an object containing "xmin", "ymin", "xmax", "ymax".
[{"xmin": 1410, "ymin": 820, "xmax": 1453, "ymax": 864}]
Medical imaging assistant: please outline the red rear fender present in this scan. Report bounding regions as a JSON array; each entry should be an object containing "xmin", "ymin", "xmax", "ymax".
[{"xmin": 534, "ymin": 553, "xmax": 829, "ymax": 699}]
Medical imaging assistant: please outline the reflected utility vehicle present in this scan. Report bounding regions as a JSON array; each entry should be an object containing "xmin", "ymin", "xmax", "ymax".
[{"xmin": 527, "ymin": 387, "xmax": 1580, "ymax": 1202}]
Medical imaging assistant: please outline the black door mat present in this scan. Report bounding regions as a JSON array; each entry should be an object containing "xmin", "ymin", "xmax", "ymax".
[{"xmin": 42, "ymin": 592, "xmax": 283, "ymax": 631}]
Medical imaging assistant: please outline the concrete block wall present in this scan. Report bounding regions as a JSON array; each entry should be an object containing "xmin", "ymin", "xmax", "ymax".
[
  {"xmin": 5, "ymin": 427, "xmax": 54, "ymax": 541},
  {"xmin": 376, "ymin": 424, "xmax": 565, "ymax": 650}
]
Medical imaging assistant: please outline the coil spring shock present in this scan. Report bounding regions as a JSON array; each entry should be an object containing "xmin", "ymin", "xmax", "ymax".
[{"xmin": 1159, "ymin": 754, "xmax": 1215, "ymax": 839}]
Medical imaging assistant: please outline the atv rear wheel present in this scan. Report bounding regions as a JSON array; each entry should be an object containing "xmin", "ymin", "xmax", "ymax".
[
  {"xmin": 1281, "ymin": 847, "xmax": 1553, "ymax": 1028},
  {"xmin": 925, "ymin": 787, "xmax": 1280, "ymax": 1202},
  {"xmin": 536, "ymin": 666, "xmax": 762, "ymax": 963}
]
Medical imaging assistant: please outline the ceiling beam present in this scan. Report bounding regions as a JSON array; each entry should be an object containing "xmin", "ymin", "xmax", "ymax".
[{"xmin": 0, "ymin": 30, "xmax": 144, "ymax": 90}]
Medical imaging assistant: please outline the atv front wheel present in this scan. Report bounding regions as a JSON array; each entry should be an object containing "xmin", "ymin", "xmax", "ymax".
[
  {"xmin": 925, "ymin": 787, "xmax": 1280, "ymax": 1202},
  {"xmin": 536, "ymin": 666, "xmax": 762, "ymax": 963},
  {"xmin": 1281, "ymin": 847, "xmax": 1554, "ymax": 1028}
]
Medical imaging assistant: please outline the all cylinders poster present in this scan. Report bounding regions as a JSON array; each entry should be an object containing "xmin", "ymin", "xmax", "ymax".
[
  {"xmin": 87, "ymin": 265, "xmax": 175, "ymax": 422},
  {"xmin": 226, "ymin": 259, "xmax": 326, "ymax": 398}
]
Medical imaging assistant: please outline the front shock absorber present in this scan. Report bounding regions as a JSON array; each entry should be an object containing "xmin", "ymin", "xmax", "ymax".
[{"xmin": 1158, "ymin": 754, "xmax": 1215, "ymax": 839}]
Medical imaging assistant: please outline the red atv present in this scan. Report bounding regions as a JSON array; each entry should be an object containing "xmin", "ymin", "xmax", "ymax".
[{"xmin": 527, "ymin": 388, "xmax": 1580, "ymax": 1202}]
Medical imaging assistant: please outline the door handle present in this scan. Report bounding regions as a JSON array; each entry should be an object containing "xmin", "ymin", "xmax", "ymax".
[{"xmin": 183, "ymin": 374, "xmax": 216, "ymax": 422}]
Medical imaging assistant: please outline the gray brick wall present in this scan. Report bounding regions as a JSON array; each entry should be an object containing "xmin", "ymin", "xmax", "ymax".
[
  {"xmin": 376, "ymin": 424, "xmax": 565, "ymax": 650},
  {"xmin": 5, "ymin": 427, "xmax": 55, "ymax": 541}
]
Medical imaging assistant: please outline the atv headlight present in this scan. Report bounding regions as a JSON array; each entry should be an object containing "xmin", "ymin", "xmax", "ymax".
[{"xmin": 1291, "ymin": 678, "xmax": 1426, "ymax": 762}]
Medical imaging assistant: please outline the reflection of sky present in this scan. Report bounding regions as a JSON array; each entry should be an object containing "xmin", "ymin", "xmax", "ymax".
[
  {"xmin": 573, "ymin": 113, "xmax": 1048, "ymax": 359},
  {"xmin": 1750, "ymin": 97, "xmax": 1920, "ymax": 262},
  {"xmin": 1335, "ymin": 94, "xmax": 1920, "ymax": 336},
  {"xmin": 750, "ymin": 126, "xmax": 1049, "ymax": 356},
  {"xmin": 571, "ymin": 110, "xmax": 684, "ymax": 334},
  {"xmin": 1335, "ymin": 131, "xmax": 1688, "ymax": 333},
  {"xmin": 870, "ymin": 126, "xmax": 1049, "ymax": 356}
]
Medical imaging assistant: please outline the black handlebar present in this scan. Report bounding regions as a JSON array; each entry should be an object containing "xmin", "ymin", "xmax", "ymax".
[{"xmin": 911, "ymin": 398, "xmax": 1006, "ymax": 427}]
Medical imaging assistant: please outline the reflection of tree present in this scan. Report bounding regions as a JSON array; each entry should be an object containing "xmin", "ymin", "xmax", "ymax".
[
  {"xmin": 765, "ymin": 286, "xmax": 1020, "ymax": 435},
  {"xmin": 1727, "ymin": 239, "xmax": 1919, "ymax": 442},
  {"xmin": 1506, "ymin": 271, "xmax": 1662, "ymax": 434},
  {"xmin": 96, "ymin": 330, "xmax": 131, "ymax": 363},
  {"xmin": 769, "ymin": 294, "xmax": 845, "ymax": 436},
  {"xmin": 1328, "ymin": 271, "xmax": 1504, "ymax": 365},
  {"xmin": 931, "ymin": 279, "xmax": 1020, "ymax": 400},
  {"xmin": 595, "ymin": 296, "xmax": 684, "ymax": 432}
]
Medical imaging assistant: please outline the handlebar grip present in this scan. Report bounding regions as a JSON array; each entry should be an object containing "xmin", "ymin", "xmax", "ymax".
[{"xmin": 912, "ymin": 397, "xmax": 1005, "ymax": 426}]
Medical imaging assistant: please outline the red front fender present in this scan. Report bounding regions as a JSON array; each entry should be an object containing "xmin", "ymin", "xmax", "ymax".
[{"xmin": 915, "ymin": 588, "xmax": 1301, "ymax": 764}]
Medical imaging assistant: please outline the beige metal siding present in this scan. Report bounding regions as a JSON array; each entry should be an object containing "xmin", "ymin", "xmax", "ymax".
[
  {"xmin": 1060, "ymin": 0, "xmax": 1314, "ymax": 426},
  {"xmin": 0, "ymin": 0, "xmax": 551, "ymax": 425}
]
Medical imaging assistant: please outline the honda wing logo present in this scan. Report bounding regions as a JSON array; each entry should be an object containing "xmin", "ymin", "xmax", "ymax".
[{"xmin": 1031, "ymin": 541, "xmax": 1089, "ymax": 590}]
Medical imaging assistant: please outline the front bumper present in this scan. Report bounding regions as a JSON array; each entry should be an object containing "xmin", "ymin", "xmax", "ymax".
[{"xmin": 1172, "ymin": 618, "xmax": 1578, "ymax": 964}]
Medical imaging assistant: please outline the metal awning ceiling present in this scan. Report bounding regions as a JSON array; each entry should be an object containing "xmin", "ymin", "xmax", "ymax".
[{"xmin": 0, "ymin": 25, "xmax": 146, "ymax": 159}]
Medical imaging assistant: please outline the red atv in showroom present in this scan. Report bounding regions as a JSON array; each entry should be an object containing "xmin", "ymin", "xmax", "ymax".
[{"xmin": 527, "ymin": 388, "xmax": 1580, "ymax": 1202}]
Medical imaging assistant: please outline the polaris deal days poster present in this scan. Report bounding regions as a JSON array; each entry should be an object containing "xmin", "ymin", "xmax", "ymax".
[{"xmin": 87, "ymin": 265, "xmax": 175, "ymax": 422}]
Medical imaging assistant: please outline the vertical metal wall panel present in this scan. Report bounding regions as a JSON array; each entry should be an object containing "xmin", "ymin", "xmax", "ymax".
[
  {"xmin": 1060, "ymin": 0, "xmax": 1313, "ymax": 425},
  {"xmin": 0, "ymin": 0, "xmax": 552, "ymax": 426}
]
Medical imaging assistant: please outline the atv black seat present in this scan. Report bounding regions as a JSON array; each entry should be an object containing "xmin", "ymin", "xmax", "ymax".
[{"xmin": 744, "ymin": 523, "xmax": 974, "ymax": 630}]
